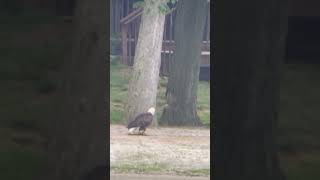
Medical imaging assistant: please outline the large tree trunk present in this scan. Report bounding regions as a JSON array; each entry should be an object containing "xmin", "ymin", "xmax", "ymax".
[
  {"xmin": 124, "ymin": 0, "xmax": 166, "ymax": 126},
  {"xmin": 212, "ymin": 0, "xmax": 288, "ymax": 179},
  {"xmin": 42, "ymin": 0, "xmax": 108, "ymax": 180},
  {"xmin": 56, "ymin": 0, "xmax": 76, "ymax": 16},
  {"xmin": 160, "ymin": 0, "xmax": 208, "ymax": 126},
  {"xmin": 110, "ymin": 0, "xmax": 114, "ymax": 34}
]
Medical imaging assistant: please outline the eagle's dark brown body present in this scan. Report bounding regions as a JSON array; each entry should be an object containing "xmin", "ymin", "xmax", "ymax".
[{"xmin": 127, "ymin": 108, "xmax": 155, "ymax": 135}]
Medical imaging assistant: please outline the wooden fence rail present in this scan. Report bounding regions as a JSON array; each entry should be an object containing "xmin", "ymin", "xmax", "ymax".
[{"xmin": 112, "ymin": 0, "xmax": 211, "ymax": 76}]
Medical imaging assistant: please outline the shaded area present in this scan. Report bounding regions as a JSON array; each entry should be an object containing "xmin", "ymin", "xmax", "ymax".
[
  {"xmin": 286, "ymin": 16, "xmax": 320, "ymax": 62},
  {"xmin": 0, "ymin": 14, "xmax": 72, "ymax": 180}
]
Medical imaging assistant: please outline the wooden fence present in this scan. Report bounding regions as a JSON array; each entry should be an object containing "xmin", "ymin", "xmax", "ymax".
[
  {"xmin": 110, "ymin": 0, "xmax": 140, "ymax": 34},
  {"xmin": 111, "ymin": 0, "xmax": 211, "ymax": 76}
]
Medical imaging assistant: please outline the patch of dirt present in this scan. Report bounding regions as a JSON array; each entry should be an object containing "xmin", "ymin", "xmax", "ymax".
[{"xmin": 110, "ymin": 125, "xmax": 210, "ymax": 175}]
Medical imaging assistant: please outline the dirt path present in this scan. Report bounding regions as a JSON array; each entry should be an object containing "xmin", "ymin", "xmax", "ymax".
[
  {"xmin": 110, "ymin": 125, "xmax": 210, "ymax": 176},
  {"xmin": 111, "ymin": 174, "xmax": 210, "ymax": 180}
]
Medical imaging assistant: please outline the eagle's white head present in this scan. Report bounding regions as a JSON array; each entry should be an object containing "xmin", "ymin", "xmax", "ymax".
[{"xmin": 147, "ymin": 107, "xmax": 155, "ymax": 115}]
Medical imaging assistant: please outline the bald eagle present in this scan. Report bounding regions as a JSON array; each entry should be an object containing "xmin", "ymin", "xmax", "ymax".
[{"xmin": 127, "ymin": 107, "xmax": 155, "ymax": 135}]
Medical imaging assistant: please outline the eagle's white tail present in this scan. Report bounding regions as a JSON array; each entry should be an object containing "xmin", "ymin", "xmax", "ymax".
[{"xmin": 128, "ymin": 127, "xmax": 140, "ymax": 135}]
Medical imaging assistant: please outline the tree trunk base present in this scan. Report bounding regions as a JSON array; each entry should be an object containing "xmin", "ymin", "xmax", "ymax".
[{"xmin": 160, "ymin": 105, "xmax": 202, "ymax": 126}]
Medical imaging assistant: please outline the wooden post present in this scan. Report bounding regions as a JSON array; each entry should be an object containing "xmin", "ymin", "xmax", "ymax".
[
  {"xmin": 116, "ymin": 0, "xmax": 120, "ymax": 32},
  {"xmin": 207, "ymin": 8, "xmax": 210, "ymax": 41},
  {"xmin": 133, "ymin": 19, "xmax": 137, "ymax": 66},
  {"xmin": 128, "ymin": 24, "xmax": 132, "ymax": 65},
  {"xmin": 161, "ymin": 17, "xmax": 167, "ymax": 76},
  {"xmin": 121, "ymin": 24, "xmax": 128, "ymax": 65}
]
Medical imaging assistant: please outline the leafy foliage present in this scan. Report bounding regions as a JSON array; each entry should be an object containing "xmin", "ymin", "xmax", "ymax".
[
  {"xmin": 133, "ymin": 0, "xmax": 177, "ymax": 14},
  {"xmin": 159, "ymin": 0, "xmax": 177, "ymax": 14},
  {"xmin": 169, "ymin": 0, "xmax": 178, "ymax": 4},
  {"xmin": 158, "ymin": 3, "xmax": 170, "ymax": 14},
  {"xmin": 132, "ymin": 0, "xmax": 145, "ymax": 9}
]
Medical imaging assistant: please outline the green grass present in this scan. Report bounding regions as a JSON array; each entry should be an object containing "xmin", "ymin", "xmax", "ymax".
[
  {"xmin": 175, "ymin": 168, "xmax": 210, "ymax": 177},
  {"xmin": 197, "ymin": 81, "xmax": 211, "ymax": 126},
  {"xmin": 110, "ymin": 58, "xmax": 131, "ymax": 125},
  {"xmin": 111, "ymin": 162, "xmax": 210, "ymax": 176},
  {"xmin": 111, "ymin": 162, "xmax": 169, "ymax": 174},
  {"xmin": 110, "ymin": 57, "xmax": 211, "ymax": 126},
  {"xmin": 110, "ymin": 110, "xmax": 124, "ymax": 124}
]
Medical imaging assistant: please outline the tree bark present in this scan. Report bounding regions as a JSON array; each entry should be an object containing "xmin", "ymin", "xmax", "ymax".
[
  {"xmin": 124, "ymin": 0, "xmax": 167, "ymax": 126},
  {"xmin": 160, "ymin": 0, "xmax": 208, "ymax": 126},
  {"xmin": 56, "ymin": 0, "xmax": 76, "ymax": 16},
  {"xmin": 110, "ymin": 0, "xmax": 114, "ymax": 34},
  {"xmin": 42, "ymin": 0, "xmax": 108, "ymax": 180},
  {"xmin": 212, "ymin": 0, "xmax": 288, "ymax": 179}
]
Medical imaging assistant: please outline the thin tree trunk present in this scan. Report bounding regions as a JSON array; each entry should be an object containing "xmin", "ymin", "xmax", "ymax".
[
  {"xmin": 160, "ymin": 0, "xmax": 208, "ymax": 126},
  {"xmin": 212, "ymin": 0, "xmax": 288, "ymax": 179},
  {"xmin": 124, "ymin": 0, "xmax": 167, "ymax": 126},
  {"xmin": 110, "ymin": 0, "xmax": 114, "ymax": 34},
  {"xmin": 42, "ymin": 0, "xmax": 108, "ymax": 179}
]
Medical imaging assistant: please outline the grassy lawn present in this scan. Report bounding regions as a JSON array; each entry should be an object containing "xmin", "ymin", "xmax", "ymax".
[
  {"xmin": 111, "ymin": 162, "xmax": 210, "ymax": 176},
  {"xmin": 110, "ymin": 58, "xmax": 320, "ymax": 178},
  {"xmin": 110, "ymin": 56, "xmax": 211, "ymax": 127}
]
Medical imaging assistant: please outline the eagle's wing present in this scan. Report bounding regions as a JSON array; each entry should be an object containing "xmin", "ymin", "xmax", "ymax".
[
  {"xmin": 141, "ymin": 114, "xmax": 153, "ymax": 127},
  {"xmin": 127, "ymin": 113, "xmax": 151, "ymax": 129}
]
